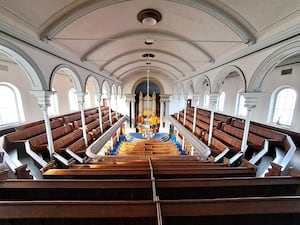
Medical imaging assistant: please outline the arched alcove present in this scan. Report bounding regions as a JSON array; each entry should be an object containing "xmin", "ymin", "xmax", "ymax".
[
  {"xmin": 50, "ymin": 65, "xmax": 83, "ymax": 114},
  {"xmin": 85, "ymin": 75, "xmax": 100, "ymax": 108}
]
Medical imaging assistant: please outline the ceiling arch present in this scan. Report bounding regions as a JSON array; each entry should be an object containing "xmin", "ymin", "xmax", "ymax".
[
  {"xmin": 81, "ymin": 29, "xmax": 214, "ymax": 62},
  {"xmin": 111, "ymin": 59, "xmax": 185, "ymax": 77},
  {"xmin": 95, "ymin": 48, "xmax": 196, "ymax": 71},
  {"xmin": 40, "ymin": 0, "xmax": 256, "ymax": 45},
  {"xmin": 117, "ymin": 66, "xmax": 179, "ymax": 80}
]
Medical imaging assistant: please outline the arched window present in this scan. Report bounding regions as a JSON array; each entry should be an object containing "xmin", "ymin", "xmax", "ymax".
[
  {"xmin": 203, "ymin": 91, "xmax": 210, "ymax": 108},
  {"xmin": 217, "ymin": 91, "xmax": 225, "ymax": 111},
  {"xmin": 84, "ymin": 90, "xmax": 91, "ymax": 108},
  {"xmin": 0, "ymin": 82, "xmax": 24, "ymax": 125},
  {"xmin": 68, "ymin": 88, "xmax": 78, "ymax": 111},
  {"xmin": 236, "ymin": 91, "xmax": 247, "ymax": 117},
  {"xmin": 48, "ymin": 90, "xmax": 59, "ymax": 116},
  {"xmin": 271, "ymin": 88, "xmax": 296, "ymax": 126}
]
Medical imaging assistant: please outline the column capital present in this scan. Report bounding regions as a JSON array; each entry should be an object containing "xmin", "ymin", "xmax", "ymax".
[
  {"xmin": 160, "ymin": 94, "xmax": 171, "ymax": 102},
  {"xmin": 29, "ymin": 90, "xmax": 55, "ymax": 109},
  {"xmin": 242, "ymin": 92, "xmax": 263, "ymax": 110},
  {"xmin": 95, "ymin": 92, "xmax": 102, "ymax": 102},
  {"xmin": 125, "ymin": 94, "xmax": 136, "ymax": 101},
  {"xmin": 75, "ymin": 92, "xmax": 86, "ymax": 104},
  {"xmin": 209, "ymin": 92, "xmax": 220, "ymax": 104}
]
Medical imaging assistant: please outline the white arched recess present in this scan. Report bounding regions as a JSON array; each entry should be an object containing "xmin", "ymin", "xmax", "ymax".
[
  {"xmin": 211, "ymin": 65, "xmax": 246, "ymax": 94},
  {"xmin": 195, "ymin": 75, "xmax": 211, "ymax": 107},
  {"xmin": 0, "ymin": 40, "xmax": 46, "ymax": 90},
  {"xmin": 85, "ymin": 75, "xmax": 101, "ymax": 107},
  {"xmin": 249, "ymin": 37, "xmax": 300, "ymax": 92},
  {"xmin": 50, "ymin": 64, "xmax": 83, "ymax": 93}
]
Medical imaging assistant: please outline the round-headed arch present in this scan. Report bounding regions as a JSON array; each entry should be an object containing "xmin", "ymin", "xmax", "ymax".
[
  {"xmin": 249, "ymin": 38, "xmax": 300, "ymax": 92},
  {"xmin": 50, "ymin": 64, "xmax": 83, "ymax": 92},
  {"xmin": 0, "ymin": 39, "xmax": 46, "ymax": 90},
  {"xmin": 211, "ymin": 65, "xmax": 246, "ymax": 93},
  {"xmin": 40, "ymin": 0, "xmax": 255, "ymax": 45}
]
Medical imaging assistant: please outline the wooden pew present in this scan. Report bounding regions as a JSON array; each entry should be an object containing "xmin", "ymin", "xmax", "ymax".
[
  {"xmin": 0, "ymin": 200, "xmax": 157, "ymax": 222},
  {"xmin": 53, "ymin": 129, "xmax": 84, "ymax": 153},
  {"xmin": 212, "ymin": 128, "xmax": 242, "ymax": 152},
  {"xmin": 42, "ymin": 168, "xmax": 151, "ymax": 179},
  {"xmin": 153, "ymin": 166, "xmax": 255, "ymax": 179},
  {"xmin": 3, "ymin": 119, "xmax": 63, "ymax": 150},
  {"xmin": 0, "ymin": 179, "xmax": 153, "ymax": 201},
  {"xmin": 28, "ymin": 125, "xmax": 74, "ymax": 153},
  {"xmin": 156, "ymin": 176, "xmax": 300, "ymax": 199},
  {"xmin": 160, "ymin": 197, "xmax": 300, "ymax": 224},
  {"xmin": 221, "ymin": 124, "xmax": 265, "ymax": 150}
]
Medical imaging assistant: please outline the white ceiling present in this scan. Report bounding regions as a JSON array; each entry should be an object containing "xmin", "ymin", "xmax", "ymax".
[{"xmin": 0, "ymin": 0, "xmax": 299, "ymax": 82}]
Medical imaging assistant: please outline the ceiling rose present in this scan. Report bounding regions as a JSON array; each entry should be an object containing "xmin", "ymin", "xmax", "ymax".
[{"xmin": 137, "ymin": 9, "xmax": 162, "ymax": 26}]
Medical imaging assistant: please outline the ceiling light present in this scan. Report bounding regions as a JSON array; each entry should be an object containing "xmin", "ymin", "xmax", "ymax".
[
  {"xmin": 142, "ymin": 53, "xmax": 155, "ymax": 58},
  {"xmin": 145, "ymin": 39, "xmax": 155, "ymax": 45},
  {"xmin": 137, "ymin": 9, "xmax": 162, "ymax": 26}
]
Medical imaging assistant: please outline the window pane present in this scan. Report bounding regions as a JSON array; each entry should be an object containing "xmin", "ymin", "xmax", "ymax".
[
  {"xmin": 238, "ymin": 95, "xmax": 247, "ymax": 116},
  {"xmin": 218, "ymin": 92, "xmax": 225, "ymax": 111},
  {"xmin": 0, "ymin": 85, "xmax": 20, "ymax": 124},
  {"xmin": 68, "ymin": 89, "xmax": 78, "ymax": 111},
  {"xmin": 272, "ymin": 88, "xmax": 296, "ymax": 126}
]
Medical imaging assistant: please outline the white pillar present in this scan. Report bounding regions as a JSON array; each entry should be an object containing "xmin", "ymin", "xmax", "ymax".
[
  {"xmin": 115, "ymin": 94, "xmax": 119, "ymax": 120},
  {"xmin": 182, "ymin": 96, "xmax": 188, "ymax": 126},
  {"xmin": 125, "ymin": 99, "xmax": 131, "ymax": 129},
  {"xmin": 177, "ymin": 95, "xmax": 180, "ymax": 120},
  {"xmin": 240, "ymin": 93, "xmax": 260, "ymax": 153},
  {"xmin": 107, "ymin": 94, "xmax": 112, "ymax": 126},
  {"xmin": 159, "ymin": 100, "xmax": 164, "ymax": 130},
  {"xmin": 96, "ymin": 93, "xmax": 103, "ymax": 134},
  {"xmin": 191, "ymin": 146, "xmax": 194, "ymax": 156},
  {"xmin": 192, "ymin": 95, "xmax": 199, "ymax": 133},
  {"xmin": 131, "ymin": 99, "xmax": 135, "ymax": 129},
  {"xmin": 165, "ymin": 100, "xmax": 170, "ymax": 130},
  {"xmin": 76, "ymin": 92, "xmax": 88, "ymax": 147},
  {"xmin": 208, "ymin": 93, "xmax": 219, "ymax": 146},
  {"xmin": 29, "ymin": 90, "xmax": 55, "ymax": 158}
]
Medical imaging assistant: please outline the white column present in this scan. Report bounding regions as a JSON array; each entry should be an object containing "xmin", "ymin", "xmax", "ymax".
[
  {"xmin": 76, "ymin": 92, "xmax": 88, "ymax": 147},
  {"xmin": 192, "ymin": 95, "xmax": 199, "ymax": 133},
  {"xmin": 182, "ymin": 136, "xmax": 185, "ymax": 151},
  {"xmin": 208, "ymin": 93, "xmax": 219, "ymax": 146},
  {"xmin": 107, "ymin": 94, "xmax": 112, "ymax": 126},
  {"xmin": 29, "ymin": 90, "xmax": 55, "ymax": 158},
  {"xmin": 191, "ymin": 146, "xmax": 194, "ymax": 156},
  {"xmin": 115, "ymin": 94, "xmax": 119, "ymax": 120},
  {"xmin": 240, "ymin": 93, "xmax": 260, "ymax": 153},
  {"xmin": 177, "ymin": 95, "xmax": 180, "ymax": 120},
  {"xmin": 96, "ymin": 93, "xmax": 103, "ymax": 134},
  {"xmin": 159, "ymin": 100, "xmax": 164, "ymax": 130},
  {"xmin": 131, "ymin": 99, "xmax": 135, "ymax": 129},
  {"xmin": 165, "ymin": 100, "xmax": 170, "ymax": 130},
  {"xmin": 125, "ymin": 99, "xmax": 131, "ymax": 129},
  {"xmin": 183, "ymin": 96, "xmax": 188, "ymax": 126}
]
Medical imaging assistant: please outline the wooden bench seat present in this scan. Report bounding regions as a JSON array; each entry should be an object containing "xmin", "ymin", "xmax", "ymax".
[
  {"xmin": 213, "ymin": 128, "xmax": 242, "ymax": 152},
  {"xmin": 156, "ymin": 176, "xmax": 300, "ymax": 200},
  {"xmin": 73, "ymin": 116, "xmax": 94, "ymax": 129},
  {"xmin": 42, "ymin": 168, "xmax": 151, "ymax": 179},
  {"xmin": 221, "ymin": 124, "xmax": 265, "ymax": 149},
  {"xmin": 29, "ymin": 124, "xmax": 74, "ymax": 153},
  {"xmin": 160, "ymin": 196, "xmax": 300, "ymax": 224},
  {"xmin": 153, "ymin": 167, "xmax": 255, "ymax": 178},
  {"xmin": 0, "ymin": 200, "xmax": 157, "ymax": 220},
  {"xmin": 53, "ymin": 129, "xmax": 83, "ymax": 153},
  {"xmin": 0, "ymin": 179, "xmax": 153, "ymax": 201},
  {"xmin": 66, "ymin": 132, "xmax": 93, "ymax": 155},
  {"xmin": 3, "ymin": 119, "xmax": 64, "ymax": 150}
]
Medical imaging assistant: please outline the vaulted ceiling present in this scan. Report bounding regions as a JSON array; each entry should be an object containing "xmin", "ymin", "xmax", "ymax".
[{"xmin": 0, "ymin": 0, "xmax": 299, "ymax": 82}]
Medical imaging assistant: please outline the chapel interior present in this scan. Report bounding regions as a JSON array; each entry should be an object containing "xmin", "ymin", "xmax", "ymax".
[{"xmin": 0, "ymin": 1, "xmax": 300, "ymax": 224}]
